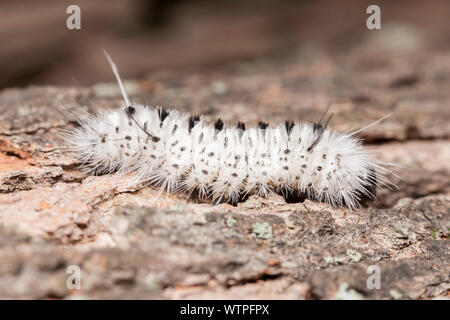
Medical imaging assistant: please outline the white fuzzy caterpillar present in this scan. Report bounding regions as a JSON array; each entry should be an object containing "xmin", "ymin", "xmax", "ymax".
[{"xmin": 63, "ymin": 54, "xmax": 393, "ymax": 209}]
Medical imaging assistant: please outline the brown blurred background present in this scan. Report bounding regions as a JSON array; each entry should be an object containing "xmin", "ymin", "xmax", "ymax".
[{"xmin": 0, "ymin": 0, "xmax": 449, "ymax": 89}]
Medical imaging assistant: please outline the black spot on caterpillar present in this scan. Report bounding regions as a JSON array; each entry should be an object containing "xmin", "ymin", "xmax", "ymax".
[
  {"xmin": 214, "ymin": 118, "xmax": 224, "ymax": 132},
  {"xmin": 258, "ymin": 121, "xmax": 269, "ymax": 130},
  {"xmin": 285, "ymin": 120, "xmax": 295, "ymax": 136},
  {"xmin": 158, "ymin": 107, "xmax": 170, "ymax": 124},
  {"xmin": 188, "ymin": 115, "xmax": 201, "ymax": 133}
]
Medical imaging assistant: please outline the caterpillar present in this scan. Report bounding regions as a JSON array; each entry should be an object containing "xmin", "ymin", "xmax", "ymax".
[{"xmin": 63, "ymin": 52, "xmax": 394, "ymax": 209}]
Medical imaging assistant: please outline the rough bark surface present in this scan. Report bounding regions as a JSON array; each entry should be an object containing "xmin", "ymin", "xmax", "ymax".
[{"xmin": 0, "ymin": 30, "xmax": 449, "ymax": 299}]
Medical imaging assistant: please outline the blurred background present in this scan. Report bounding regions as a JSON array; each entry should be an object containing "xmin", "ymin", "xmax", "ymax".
[{"xmin": 1, "ymin": 0, "xmax": 449, "ymax": 89}]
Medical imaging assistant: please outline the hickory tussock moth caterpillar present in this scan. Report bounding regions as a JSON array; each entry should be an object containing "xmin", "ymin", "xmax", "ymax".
[{"xmin": 62, "ymin": 52, "xmax": 395, "ymax": 209}]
